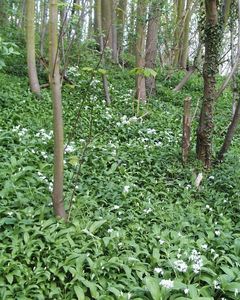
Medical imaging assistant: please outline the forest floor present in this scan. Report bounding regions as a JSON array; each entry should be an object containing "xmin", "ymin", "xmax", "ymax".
[{"xmin": 0, "ymin": 70, "xmax": 240, "ymax": 299}]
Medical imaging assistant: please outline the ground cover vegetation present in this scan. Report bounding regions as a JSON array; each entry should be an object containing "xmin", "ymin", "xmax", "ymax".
[{"xmin": 0, "ymin": 0, "xmax": 240, "ymax": 299}]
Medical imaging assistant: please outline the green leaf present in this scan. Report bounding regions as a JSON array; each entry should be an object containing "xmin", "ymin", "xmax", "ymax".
[
  {"xmin": 6, "ymin": 274, "xmax": 13, "ymax": 284},
  {"xmin": 146, "ymin": 277, "xmax": 161, "ymax": 300},
  {"xmin": 88, "ymin": 220, "xmax": 107, "ymax": 234},
  {"xmin": 74, "ymin": 286, "xmax": 85, "ymax": 300},
  {"xmin": 98, "ymin": 68, "xmax": 107, "ymax": 75}
]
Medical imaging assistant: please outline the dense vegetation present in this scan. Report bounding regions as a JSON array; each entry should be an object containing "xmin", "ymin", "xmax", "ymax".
[
  {"xmin": 0, "ymin": 67, "xmax": 240, "ymax": 299},
  {"xmin": 1, "ymin": 0, "xmax": 240, "ymax": 299}
]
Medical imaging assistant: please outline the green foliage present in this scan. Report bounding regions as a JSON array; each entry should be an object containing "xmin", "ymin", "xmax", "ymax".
[
  {"xmin": 0, "ymin": 70, "xmax": 239, "ymax": 299},
  {"xmin": 0, "ymin": 36, "xmax": 19, "ymax": 69}
]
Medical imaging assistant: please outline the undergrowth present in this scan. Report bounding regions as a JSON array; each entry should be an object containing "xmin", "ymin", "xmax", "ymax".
[{"xmin": 0, "ymin": 70, "xmax": 239, "ymax": 300}]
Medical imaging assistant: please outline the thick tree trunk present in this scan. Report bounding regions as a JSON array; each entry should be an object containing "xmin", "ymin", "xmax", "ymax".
[
  {"xmin": 26, "ymin": 0, "xmax": 41, "ymax": 96},
  {"xmin": 49, "ymin": 0, "xmax": 67, "ymax": 219},
  {"xmin": 196, "ymin": 0, "xmax": 221, "ymax": 168},
  {"xmin": 135, "ymin": 0, "xmax": 147, "ymax": 102},
  {"xmin": 145, "ymin": 1, "xmax": 160, "ymax": 96}
]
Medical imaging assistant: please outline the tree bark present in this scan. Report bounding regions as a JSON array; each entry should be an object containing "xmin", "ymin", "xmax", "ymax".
[
  {"xmin": 196, "ymin": 0, "xmax": 221, "ymax": 168},
  {"xmin": 101, "ymin": 0, "xmax": 113, "ymax": 47},
  {"xmin": 117, "ymin": 0, "xmax": 127, "ymax": 59},
  {"xmin": 135, "ymin": 0, "xmax": 147, "ymax": 102},
  {"xmin": 145, "ymin": 1, "xmax": 160, "ymax": 96},
  {"xmin": 26, "ymin": 0, "xmax": 41, "ymax": 96},
  {"xmin": 111, "ymin": 0, "xmax": 119, "ymax": 63},
  {"xmin": 49, "ymin": 0, "xmax": 67, "ymax": 219},
  {"xmin": 218, "ymin": 99, "xmax": 240, "ymax": 161},
  {"xmin": 95, "ymin": 0, "xmax": 111, "ymax": 105},
  {"xmin": 179, "ymin": 0, "xmax": 193, "ymax": 69}
]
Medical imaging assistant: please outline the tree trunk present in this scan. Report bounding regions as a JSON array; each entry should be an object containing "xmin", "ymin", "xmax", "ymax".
[
  {"xmin": 111, "ymin": 0, "xmax": 119, "ymax": 63},
  {"xmin": 128, "ymin": 1, "xmax": 136, "ymax": 55},
  {"xmin": 26, "ymin": 0, "xmax": 41, "ymax": 96},
  {"xmin": 179, "ymin": 0, "xmax": 193, "ymax": 69},
  {"xmin": 95, "ymin": 0, "xmax": 111, "ymax": 105},
  {"xmin": 49, "ymin": 0, "xmax": 67, "ymax": 219},
  {"xmin": 135, "ymin": 0, "xmax": 147, "ymax": 102},
  {"xmin": 117, "ymin": 0, "xmax": 127, "ymax": 59},
  {"xmin": 218, "ymin": 99, "xmax": 240, "ymax": 161},
  {"xmin": 101, "ymin": 0, "xmax": 113, "ymax": 47},
  {"xmin": 196, "ymin": 0, "xmax": 221, "ymax": 168},
  {"xmin": 40, "ymin": 0, "xmax": 48, "ymax": 59},
  {"xmin": 173, "ymin": 0, "xmax": 185, "ymax": 68},
  {"xmin": 145, "ymin": 1, "xmax": 160, "ymax": 96},
  {"xmin": 88, "ymin": 0, "xmax": 93, "ymax": 39}
]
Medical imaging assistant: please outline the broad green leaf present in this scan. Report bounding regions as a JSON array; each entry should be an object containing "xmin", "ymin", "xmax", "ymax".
[
  {"xmin": 146, "ymin": 277, "xmax": 161, "ymax": 300},
  {"xmin": 74, "ymin": 286, "xmax": 85, "ymax": 300}
]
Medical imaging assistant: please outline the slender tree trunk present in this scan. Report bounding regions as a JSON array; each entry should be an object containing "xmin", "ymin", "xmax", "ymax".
[
  {"xmin": 135, "ymin": 0, "xmax": 147, "ymax": 102},
  {"xmin": 222, "ymin": 0, "xmax": 232, "ymax": 26},
  {"xmin": 40, "ymin": 0, "xmax": 48, "ymax": 59},
  {"xmin": 218, "ymin": 99, "xmax": 240, "ymax": 161},
  {"xmin": 49, "ymin": 0, "xmax": 67, "ymax": 219},
  {"xmin": 95, "ymin": 0, "xmax": 111, "ymax": 105},
  {"xmin": 26, "ymin": 0, "xmax": 41, "ymax": 96},
  {"xmin": 179, "ymin": 0, "xmax": 193, "ymax": 69},
  {"xmin": 101, "ymin": 0, "xmax": 113, "ymax": 47},
  {"xmin": 196, "ymin": 0, "xmax": 221, "ymax": 168},
  {"xmin": 88, "ymin": 0, "xmax": 93, "ymax": 39},
  {"xmin": 173, "ymin": 0, "xmax": 185, "ymax": 67},
  {"xmin": 111, "ymin": 0, "xmax": 119, "ymax": 63},
  {"xmin": 128, "ymin": 1, "xmax": 136, "ymax": 55},
  {"xmin": 145, "ymin": 1, "xmax": 160, "ymax": 96},
  {"xmin": 116, "ymin": 0, "xmax": 127, "ymax": 59}
]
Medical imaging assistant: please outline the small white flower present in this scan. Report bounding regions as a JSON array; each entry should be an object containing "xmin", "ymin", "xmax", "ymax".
[
  {"xmin": 112, "ymin": 205, "xmax": 120, "ymax": 210},
  {"xmin": 159, "ymin": 239, "xmax": 165, "ymax": 245},
  {"xmin": 160, "ymin": 279, "xmax": 174, "ymax": 289},
  {"xmin": 201, "ymin": 244, "xmax": 208, "ymax": 250},
  {"xmin": 235, "ymin": 288, "xmax": 239, "ymax": 296},
  {"xmin": 143, "ymin": 208, "xmax": 152, "ymax": 214},
  {"xmin": 213, "ymin": 280, "xmax": 220, "ymax": 289},
  {"xmin": 154, "ymin": 267, "xmax": 164, "ymax": 275},
  {"xmin": 7, "ymin": 212, "xmax": 13, "ymax": 216},
  {"xmin": 174, "ymin": 260, "xmax": 188, "ymax": 273},
  {"xmin": 123, "ymin": 185, "xmax": 130, "ymax": 193},
  {"xmin": 209, "ymin": 176, "xmax": 214, "ymax": 180},
  {"xmin": 146, "ymin": 128, "xmax": 157, "ymax": 135},
  {"xmin": 215, "ymin": 230, "xmax": 221, "ymax": 236},
  {"xmin": 184, "ymin": 288, "xmax": 189, "ymax": 294},
  {"xmin": 107, "ymin": 228, "xmax": 113, "ymax": 233}
]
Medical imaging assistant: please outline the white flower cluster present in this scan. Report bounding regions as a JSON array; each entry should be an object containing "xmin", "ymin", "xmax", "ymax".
[
  {"xmin": 36, "ymin": 129, "xmax": 53, "ymax": 142},
  {"xmin": 189, "ymin": 249, "xmax": 203, "ymax": 274},
  {"xmin": 64, "ymin": 142, "xmax": 76, "ymax": 153},
  {"xmin": 160, "ymin": 279, "xmax": 174, "ymax": 289},
  {"xmin": 116, "ymin": 115, "xmax": 138, "ymax": 126},
  {"xmin": 146, "ymin": 128, "xmax": 156, "ymax": 135},
  {"xmin": 173, "ymin": 260, "xmax": 188, "ymax": 273},
  {"xmin": 13, "ymin": 125, "xmax": 28, "ymax": 138}
]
